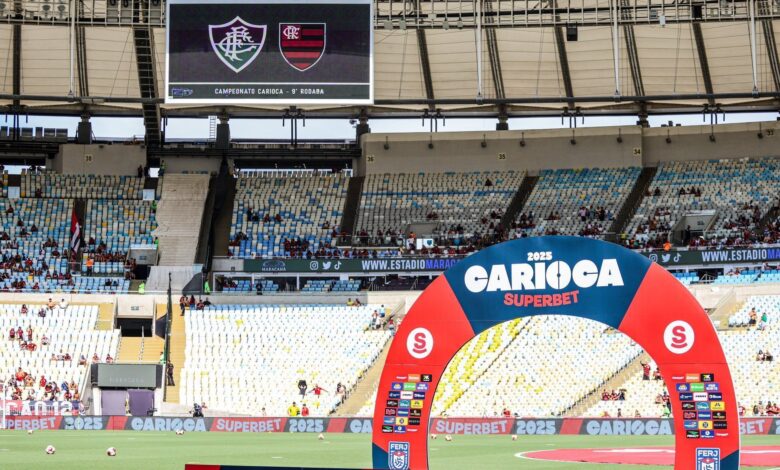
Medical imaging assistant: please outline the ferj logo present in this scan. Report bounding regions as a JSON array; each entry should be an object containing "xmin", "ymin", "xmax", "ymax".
[
  {"xmin": 388, "ymin": 441, "xmax": 410, "ymax": 470},
  {"xmin": 696, "ymin": 448, "xmax": 720, "ymax": 470}
]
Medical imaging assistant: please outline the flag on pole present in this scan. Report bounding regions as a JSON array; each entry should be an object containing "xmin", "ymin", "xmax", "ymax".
[{"xmin": 70, "ymin": 208, "xmax": 81, "ymax": 256}]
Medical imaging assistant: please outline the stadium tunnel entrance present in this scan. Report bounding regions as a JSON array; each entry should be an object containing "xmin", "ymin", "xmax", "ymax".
[{"xmin": 372, "ymin": 236, "xmax": 740, "ymax": 470}]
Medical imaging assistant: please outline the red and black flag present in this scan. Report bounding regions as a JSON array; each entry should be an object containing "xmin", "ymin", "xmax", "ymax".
[
  {"xmin": 279, "ymin": 23, "xmax": 326, "ymax": 72},
  {"xmin": 70, "ymin": 207, "xmax": 81, "ymax": 258}
]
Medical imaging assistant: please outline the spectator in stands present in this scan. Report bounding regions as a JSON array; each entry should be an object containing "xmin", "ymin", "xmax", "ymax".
[
  {"xmin": 86, "ymin": 257, "xmax": 94, "ymax": 275},
  {"xmin": 641, "ymin": 362, "xmax": 651, "ymax": 380},
  {"xmin": 105, "ymin": 354, "xmax": 114, "ymax": 364},
  {"xmin": 189, "ymin": 295, "xmax": 196, "ymax": 310},
  {"xmin": 47, "ymin": 298, "xmax": 55, "ymax": 311},
  {"xmin": 92, "ymin": 352, "xmax": 100, "ymax": 363},
  {"xmin": 297, "ymin": 379, "xmax": 309, "ymax": 398},
  {"xmin": 749, "ymin": 308, "xmax": 758, "ymax": 326},
  {"xmin": 653, "ymin": 367, "xmax": 662, "ymax": 380},
  {"xmin": 287, "ymin": 402, "xmax": 300, "ymax": 417},
  {"xmin": 59, "ymin": 298, "xmax": 68, "ymax": 312},
  {"xmin": 309, "ymin": 384, "xmax": 327, "ymax": 399},
  {"xmin": 179, "ymin": 296, "xmax": 187, "ymax": 316},
  {"xmin": 202, "ymin": 298, "xmax": 211, "ymax": 307},
  {"xmin": 387, "ymin": 318, "xmax": 396, "ymax": 336},
  {"xmin": 137, "ymin": 165, "xmax": 144, "ymax": 178},
  {"xmin": 765, "ymin": 350, "xmax": 774, "ymax": 362},
  {"xmin": 166, "ymin": 361, "xmax": 175, "ymax": 386},
  {"xmin": 78, "ymin": 354, "xmax": 87, "ymax": 366},
  {"xmin": 301, "ymin": 403, "xmax": 310, "ymax": 417},
  {"xmin": 195, "ymin": 299, "xmax": 205, "ymax": 310}
]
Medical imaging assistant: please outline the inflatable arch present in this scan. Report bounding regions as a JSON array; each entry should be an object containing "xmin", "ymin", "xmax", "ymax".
[{"xmin": 372, "ymin": 237, "xmax": 739, "ymax": 470}]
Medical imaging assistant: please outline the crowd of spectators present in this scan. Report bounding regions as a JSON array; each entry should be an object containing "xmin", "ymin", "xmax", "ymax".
[{"xmin": 4, "ymin": 367, "xmax": 82, "ymax": 405}]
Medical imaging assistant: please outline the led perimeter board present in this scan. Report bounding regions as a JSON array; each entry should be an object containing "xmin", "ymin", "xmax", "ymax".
[{"xmin": 165, "ymin": 0, "xmax": 373, "ymax": 104}]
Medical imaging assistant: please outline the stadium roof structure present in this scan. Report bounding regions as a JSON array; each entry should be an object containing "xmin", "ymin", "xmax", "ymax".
[{"xmin": 0, "ymin": 0, "xmax": 779, "ymax": 132}]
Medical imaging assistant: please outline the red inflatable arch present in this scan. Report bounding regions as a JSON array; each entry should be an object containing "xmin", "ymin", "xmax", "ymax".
[{"xmin": 372, "ymin": 237, "xmax": 739, "ymax": 470}]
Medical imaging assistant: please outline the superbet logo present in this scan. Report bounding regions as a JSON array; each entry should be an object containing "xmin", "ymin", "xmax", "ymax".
[
  {"xmin": 663, "ymin": 320, "xmax": 695, "ymax": 354},
  {"xmin": 406, "ymin": 328, "xmax": 433, "ymax": 359}
]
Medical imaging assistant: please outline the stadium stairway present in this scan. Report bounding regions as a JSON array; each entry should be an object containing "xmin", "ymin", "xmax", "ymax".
[
  {"xmin": 153, "ymin": 173, "xmax": 211, "ymax": 266},
  {"xmin": 211, "ymin": 170, "xmax": 237, "ymax": 258},
  {"xmin": 709, "ymin": 290, "xmax": 741, "ymax": 329},
  {"xmin": 565, "ymin": 351, "xmax": 649, "ymax": 417},
  {"xmin": 333, "ymin": 335, "xmax": 393, "ymax": 416},
  {"xmin": 499, "ymin": 174, "xmax": 537, "ymax": 229},
  {"xmin": 164, "ymin": 303, "xmax": 186, "ymax": 404},
  {"xmin": 117, "ymin": 335, "xmax": 164, "ymax": 363},
  {"xmin": 96, "ymin": 303, "xmax": 115, "ymax": 331},
  {"xmin": 339, "ymin": 175, "xmax": 364, "ymax": 238},
  {"xmin": 605, "ymin": 166, "xmax": 657, "ymax": 243}
]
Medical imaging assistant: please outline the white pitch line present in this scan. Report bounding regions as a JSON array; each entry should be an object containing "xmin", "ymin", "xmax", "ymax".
[{"xmin": 514, "ymin": 450, "xmax": 616, "ymax": 466}]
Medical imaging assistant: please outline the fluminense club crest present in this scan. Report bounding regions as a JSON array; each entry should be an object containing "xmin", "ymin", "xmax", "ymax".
[
  {"xmin": 209, "ymin": 16, "xmax": 267, "ymax": 73},
  {"xmin": 279, "ymin": 23, "xmax": 326, "ymax": 72}
]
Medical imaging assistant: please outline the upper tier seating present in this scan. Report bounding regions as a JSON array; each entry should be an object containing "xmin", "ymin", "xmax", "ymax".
[
  {"xmin": 180, "ymin": 304, "xmax": 390, "ymax": 416},
  {"xmin": 0, "ymin": 303, "xmax": 120, "ymax": 402},
  {"xmin": 21, "ymin": 174, "xmax": 144, "ymax": 199},
  {"xmin": 626, "ymin": 158, "xmax": 780, "ymax": 247},
  {"xmin": 355, "ymin": 171, "xmax": 524, "ymax": 243},
  {"xmin": 230, "ymin": 174, "xmax": 348, "ymax": 258},
  {"xmin": 84, "ymin": 199, "xmax": 156, "ymax": 256},
  {"xmin": 517, "ymin": 167, "xmax": 640, "ymax": 238}
]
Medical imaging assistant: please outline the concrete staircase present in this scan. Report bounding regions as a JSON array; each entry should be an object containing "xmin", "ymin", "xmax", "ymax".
[
  {"xmin": 565, "ymin": 351, "xmax": 649, "ymax": 417},
  {"xmin": 117, "ymin": 335, "xmax": 165, "ymax": 363},
  {"xmin": 499, "ymin": 174, "xmax": 539, "ymax": 230},
  {"xmin": 340, "ymin": 176, "xmax": 364, "ymax": 239},
  {"xmin": 95, "ymin": 303, "xmax": 115, "ymax": 331},
  {"xmin": 164, "ymin": 303, "xmax": 186, "ymax": 404},
  {"xmin": 606, "ymin": 166, "xmax": 658, "ymax": 243},
  {"xmin": 333, "ymin": 336, "xmax": 393, "ymax": 416},
  {"xmin": 153, "ymin": 174, "xmax": 210, "ymax": 266}
]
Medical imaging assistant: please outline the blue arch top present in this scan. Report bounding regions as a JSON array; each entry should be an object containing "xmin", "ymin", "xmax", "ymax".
[{"xmin": 442, "ymin": 236, "xmax": 652, "ymax": 335}]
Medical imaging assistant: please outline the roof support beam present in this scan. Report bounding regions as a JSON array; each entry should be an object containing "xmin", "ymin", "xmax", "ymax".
[
  {"xmin": 75, "ymin": 1, "xmax": 89, "ymax": 97},
  {"xmin": 619, "ymin": 0, "xmax": 644, "ymax": 97},
  {"xmin": 553, "ymin": 26, "xmax": 575, "ymax": 109},
  {"xmin": 483, "ymin": 0, "xmax": 505, "ymax": 100},
  {"xmin": 416, "ymin": 28, "xmax": 435, "ymax": 108},
  {"xmin": 133, "ymin": 23, "xmax": 162, "ymax": 147},
  {"xmin": 760, "ymin": 20, "xmax": 780, "ymax": 93},
  {"xmin": 691, "ymin": 23, "xmax": 715, "ymax": 106}
]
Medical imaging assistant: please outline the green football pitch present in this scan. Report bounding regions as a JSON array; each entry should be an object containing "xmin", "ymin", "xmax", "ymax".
[{"xmin": 1, "ymin": 431, "xmax": 777, "ymax": 470}]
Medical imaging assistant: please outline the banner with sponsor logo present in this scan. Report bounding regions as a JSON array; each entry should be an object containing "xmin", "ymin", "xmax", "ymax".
[
  {"xmin": 243, "ymin": 258, "xmax": 462, "ymax": 274},
  {"xmin": 372, "ymin": 236, "xmax": 740, "ymax": 470},
  {"xmin": 643, "ymin": 246, "xmax": 780, "ymax": 267},
  {"xmin": 166, "ymin": 0, "xmax": 372, "ymax": 104},
  {"xmin": 4, "ymin": 416, "xmax": 778, "ymax": 436}
]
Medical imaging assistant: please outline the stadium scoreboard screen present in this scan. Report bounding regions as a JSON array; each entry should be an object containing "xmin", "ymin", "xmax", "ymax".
[{"xmin": 165, "ymin": 0, "xmax": 373, "ymax": 104}]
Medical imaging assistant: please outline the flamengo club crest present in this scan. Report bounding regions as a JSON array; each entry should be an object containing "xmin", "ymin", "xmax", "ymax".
[
  {"xmin": 388, "ymin": 441, "xmax": 410, "ymax": 470},
  {"xmin": 279, "ymin": 23, "xmax": 326, "ymax": 71},
  {"xmin": 209, "ymin": 17, "xmax": 267, "ymax": 73}
]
